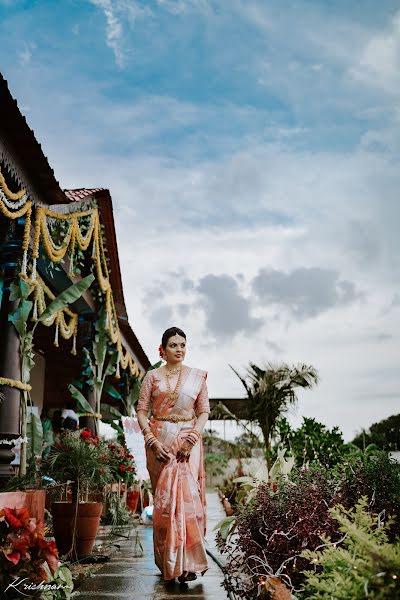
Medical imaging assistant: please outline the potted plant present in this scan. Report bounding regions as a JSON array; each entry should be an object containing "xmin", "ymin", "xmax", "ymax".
[
  {"xmin": 42, "ymin": 429, "xmax": 113, "ymax": 559},
  {"xmin": 0, "ymin": 461, "xmax": 46, "ymax": 531},
  {"xmin": 0, "ymin": 505, "xmax": 73, "ymax": 598},
  {"xmin": 106, "ymin": 438, "xmax": 139, "ymax": 513}
]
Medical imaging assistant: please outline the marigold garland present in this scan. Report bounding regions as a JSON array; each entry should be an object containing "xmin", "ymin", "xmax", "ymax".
[
  {"xmin": 0, "ymin": 168, "xmax": 27, "ymax": 200},
  {"xmin": 0, "ymin": 377, "xmax": 32, "ymax": 392},
  {"xmin": 1, "ymin": 174, "xmax": 141, "ymax": 377},
  {"xmin": 0, "ymin": 195, "xmax": 32, "ymax": 220}
]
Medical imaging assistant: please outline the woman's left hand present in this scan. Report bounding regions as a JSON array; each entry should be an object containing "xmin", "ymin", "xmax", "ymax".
[{"xmin": 176, "ymin": 439, "xmax": 193, "ymax": 462}]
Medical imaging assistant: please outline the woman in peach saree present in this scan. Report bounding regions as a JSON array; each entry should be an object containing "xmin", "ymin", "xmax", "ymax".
[{"xmin": 136, "ymin": 326, "xmax": 211, "ymax": 583}]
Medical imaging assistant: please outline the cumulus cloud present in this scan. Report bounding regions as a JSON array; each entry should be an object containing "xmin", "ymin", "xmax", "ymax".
[
  {"xmin": 195, "ymin": 273, "xmax": 263, "ymax": 340},
  {"xmin": 251, "ymin": 267, "xmax": 361, "ymax": 319}
]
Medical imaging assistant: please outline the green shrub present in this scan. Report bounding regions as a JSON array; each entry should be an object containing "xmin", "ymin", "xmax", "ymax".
[
  {"xmin": 330, "ymin": 450, "xmax": 400, "ymax": 540},
  {"xmin": 301, "ymin": 497, "xmax": 400, "ymax": 599}
]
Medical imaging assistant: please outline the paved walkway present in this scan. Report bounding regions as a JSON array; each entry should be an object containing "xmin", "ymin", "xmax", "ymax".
[{"xmin": 75, "ymin": 491, "xmax": 228, "ymax": 599}]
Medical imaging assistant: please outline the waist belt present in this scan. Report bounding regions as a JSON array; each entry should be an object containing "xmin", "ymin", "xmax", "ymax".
[{"xmin": 153, "ymin": 414, "xmax": 194, "ymax": 423}]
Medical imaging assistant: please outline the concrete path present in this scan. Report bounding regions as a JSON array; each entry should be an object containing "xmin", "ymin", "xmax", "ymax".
[{"xmin": 75, "ymin": 491, "xmax": 228, "ymax": 600}]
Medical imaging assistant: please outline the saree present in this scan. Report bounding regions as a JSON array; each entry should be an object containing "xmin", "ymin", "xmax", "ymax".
[{"xmin": 136, "ymin": 365, "xmax": 210, "ymax": 580}]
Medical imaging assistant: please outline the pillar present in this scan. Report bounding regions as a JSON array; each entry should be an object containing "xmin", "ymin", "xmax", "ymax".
[{"xmin": 0, "ymin": 224, "xmax": 23, "ymax": 478}]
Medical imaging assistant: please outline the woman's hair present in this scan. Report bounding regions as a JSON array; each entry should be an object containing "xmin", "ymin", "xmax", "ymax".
[{"xmin": 161, "ymin": 327, "xmax": 186, "ymax": 349}]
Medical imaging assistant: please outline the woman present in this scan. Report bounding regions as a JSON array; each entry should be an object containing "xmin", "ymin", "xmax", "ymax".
[{"xmin": 136, "ymin": 326, "xmax": 210, "ymax": 583}]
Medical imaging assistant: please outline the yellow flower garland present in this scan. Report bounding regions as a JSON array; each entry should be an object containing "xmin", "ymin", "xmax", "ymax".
[
  {"xmin": 1, "ymin": 174, "xmax": 141, "ymax": 377},
  {"xmin": 0, "ymin": 169, "xmax": 27, "ymax": 201},
  {"xmin": 0, "ymin": 195, "xmax": 32, "ymax": 220},
  {"xmin": 0, "ymin": 377, "xmax": 32, "ymax": 392}
]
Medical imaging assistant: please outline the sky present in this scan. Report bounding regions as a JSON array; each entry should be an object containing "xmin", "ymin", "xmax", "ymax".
[{"xmin": 1, "ymin": 0, "xmax": 399, "ymax": 441}]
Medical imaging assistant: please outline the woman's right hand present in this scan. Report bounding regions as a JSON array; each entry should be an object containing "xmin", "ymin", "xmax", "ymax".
[{"xmin": 152, "ymin": 440, "xmax": 170, "ymax": 463}]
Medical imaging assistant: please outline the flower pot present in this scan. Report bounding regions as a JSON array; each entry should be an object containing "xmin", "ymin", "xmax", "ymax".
[
  {"xmin": 51, "ymin": 501, "xmax": 103, "ymax": 558},
  {"xmin": 0, "ymin": 490, "xmax": 46, "ymax": 532},
  {"xmin": 126, "ymin": 486, "xmax": 140, "ymax": 513}
]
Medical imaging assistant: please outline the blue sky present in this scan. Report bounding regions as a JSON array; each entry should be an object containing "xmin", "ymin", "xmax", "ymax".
[{"xmin": 1, "ymin": 0, "xmax": 400, "ymax": 440}]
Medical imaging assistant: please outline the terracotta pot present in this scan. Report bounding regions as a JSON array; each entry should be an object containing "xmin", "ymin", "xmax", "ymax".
[
  {"xmin": 0, "ymin": 490, "xmax": 46, "ymax": 532},
  {"xmin": 126, "ymin": 486, "xmax": 140, "ymax": 513},
  {"xmin": 51, "ymin": 501, "xmax": 103, "ymax": 558}
]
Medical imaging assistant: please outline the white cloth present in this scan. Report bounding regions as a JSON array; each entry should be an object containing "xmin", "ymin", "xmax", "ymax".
[{"xmin": 61, "ymin": 409, "xmax": 79, "ymax": 423}]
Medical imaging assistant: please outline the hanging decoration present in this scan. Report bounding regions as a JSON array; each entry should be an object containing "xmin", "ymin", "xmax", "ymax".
[
  {"xmin": 0, "ymin": 166, "xmax": 141, "ymax": 377},
  {"xmin": 0, "ymin": 376, "xmax": 32, "ymax": 392}
]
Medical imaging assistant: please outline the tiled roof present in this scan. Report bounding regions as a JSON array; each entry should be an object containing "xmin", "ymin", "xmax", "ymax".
[{"xmin": 64, "ymin": 188, "xmax": 105, "ymax": 202}]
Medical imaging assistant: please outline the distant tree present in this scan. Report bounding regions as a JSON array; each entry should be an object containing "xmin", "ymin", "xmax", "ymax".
[
  {"xmin": 230, "ymin": 362, "xmax": 319, "ymax": 467},
  {"xmin": 352, "ymin": 414, "xmax": 400, "ymax": 451},
  {"xmin": 275, "ymin": 416, "xmax": 347, "ymax": 468}
]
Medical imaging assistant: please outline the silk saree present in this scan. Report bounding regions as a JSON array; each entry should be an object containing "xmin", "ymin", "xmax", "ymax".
[{"xmin": 136, "ymin": 365, "xmax": 210, "ymax": 581}]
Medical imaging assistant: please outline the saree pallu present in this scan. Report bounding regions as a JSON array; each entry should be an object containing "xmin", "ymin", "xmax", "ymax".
[{"xmin": 143, "ymin": 367, "xmax": 209, "ymax": 580}]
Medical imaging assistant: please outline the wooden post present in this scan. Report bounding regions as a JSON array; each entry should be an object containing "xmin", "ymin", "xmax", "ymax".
[{"xmin": 0, "ymin": 258, "xmax": 22, "ymax": 479}]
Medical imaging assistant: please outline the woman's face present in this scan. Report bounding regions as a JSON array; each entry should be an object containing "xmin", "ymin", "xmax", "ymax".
[{"xmin": 164, "ymin": 334, "xmax": 186, "ymax": 365}]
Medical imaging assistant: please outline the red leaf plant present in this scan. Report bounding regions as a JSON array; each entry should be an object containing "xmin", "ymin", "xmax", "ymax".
[
  {"xmin": 0, "ymin": 506, "xmax": 60, "ymax": 589},
  {"xmin": 218, "ymin": 469, "xmax": 340, "ymax": 599}
]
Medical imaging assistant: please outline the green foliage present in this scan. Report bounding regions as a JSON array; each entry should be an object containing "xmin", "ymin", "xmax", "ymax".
[
  {"xmin": 230, "ymin": 362, "xmax": 318, "ymax": 466},
  {"xmin": 352, "ymin": 413, "xmax": 400, "ymax": 452},
  {"xmin": 301, "ymin": 498, "xmax": 400, "ymax": 600},
  {"xmin": 7, "ymin": 273, "xmax": 96, "ymax": 475},
  {"xmin": 26, "ymin": 409, "xmax": 43, "ymax": 461},
  {"xmin": 213, "ymin": 515, "xmax": 237, "ymax": 541},
  {"xmin": 8, "ymin": 299, "xmax": 33, "ymax": 335},
  {"xmin": 39, "ymin": 562, "xmax": 74, "ymax": 599},
  {"xmin": 275, "ymin": 416, "xmax": 348, "ymax": 468},
  {"xmin": 205, "ymin": 453, "xmax": 229, "ymax": 480},
  {"xmin": 233, "ymin": 431, "xmax": 264, "ymax": 457},
  {"xmin": 68, "ymin": 383, "xmax": 93, "ymax": 414},
  {"xmin": 330, "ymin": 450, "xmax": 400, "ymax": 541},
  {"xmin": 37, "ymin": 274, "xmax": 94, "ymax": 322},
  {"xmin": 42, "ymin": 430, "xmax": 113, "ymax": 502}
]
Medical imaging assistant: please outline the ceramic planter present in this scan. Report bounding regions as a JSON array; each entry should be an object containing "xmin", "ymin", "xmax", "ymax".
[
  {"xmin": 51, "ymin": 501, "xmax": 103, "ymax": 558},
  {"xmin": 126, "ymin": 485, "xmax": 140, "ymax": 513}
]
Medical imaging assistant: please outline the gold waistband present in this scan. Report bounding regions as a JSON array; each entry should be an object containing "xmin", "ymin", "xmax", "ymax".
[{"xmin": 152, "ymin": 414, "xmax": 194, "ymax": 423}]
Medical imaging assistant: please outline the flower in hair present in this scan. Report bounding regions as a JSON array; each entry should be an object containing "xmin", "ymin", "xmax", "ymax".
[{"xmin": 158, "ymin": 343, "xmax": 164, "ymax": 358}]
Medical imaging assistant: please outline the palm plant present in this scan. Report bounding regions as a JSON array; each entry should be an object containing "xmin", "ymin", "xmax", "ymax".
[{"xmin": 230, "ymin": 362, "xmax": 319, "ymax": 468}]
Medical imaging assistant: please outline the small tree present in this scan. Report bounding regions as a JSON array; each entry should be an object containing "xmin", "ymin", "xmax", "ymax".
[
  {"xmin": 352, "ymin": 413, "xmax": 400, "ymax": 452},
  {"xmin": 230, "ymin": 362, "xmax": 318, "ymax": 468},
  {"xmin": 275, "ymin": 416, "xmax": 347, "ymax": 468}
]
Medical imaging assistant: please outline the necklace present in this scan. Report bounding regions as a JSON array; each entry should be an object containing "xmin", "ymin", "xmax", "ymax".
[
  {"xmin": 165, "ymin": 365, "xmax": 183, "ymax": 402},
  {"xmin": 166, "ymin": 365, "xmax": 181, "ymax": 376}
]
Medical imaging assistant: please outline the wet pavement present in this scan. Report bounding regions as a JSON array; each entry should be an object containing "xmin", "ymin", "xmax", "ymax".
[{"xmin": 75, "ymin": 491, "xmax": 228, "ymax": 600}]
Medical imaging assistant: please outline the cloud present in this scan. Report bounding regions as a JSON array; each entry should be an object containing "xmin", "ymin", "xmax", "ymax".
[
  {"xmin": 89, "ymin": 0, "xmax": 152, "ymax": 68},
  {"xmin": 18, "ymin": 42, "xmax": 34, "ymax": 66},
  {"xmin": 345, "ymin": 219, "xmax": 381, "ymax": 264},
  {"xmin": 1, "ymin": 0, "xmax": 400, "ymax": 441},
  {"xmin": 350, "ymin": 11, "xmax": 400, "ymax": 95},
  {"xmin": 157, "ymin": 0, "xmax": 212, "ymax": 15},
  {"xmin": 195, "ymin": 273, "xmax": 263, "ymax": 341},
  {"xmin": 391, "ymin": 293, "xmax": 400, "ymax": 308},
  {"xmin": 251, "ymin": 267, "xmax": 361, "ymax": 319},
  {"xmin": 89, "ymin": 0, "xmax": 124, "ymax": 67}
]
